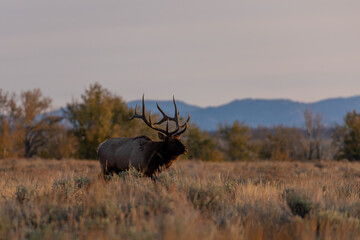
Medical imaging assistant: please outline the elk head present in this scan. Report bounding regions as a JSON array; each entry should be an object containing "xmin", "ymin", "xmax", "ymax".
[{"xmin": 130, "ymin": 95, "xmax": 190, "ymax": 155}]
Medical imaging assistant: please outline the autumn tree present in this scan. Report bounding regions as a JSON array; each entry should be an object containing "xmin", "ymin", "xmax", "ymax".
[
  {"xmin": 303, "ymin": 109, "xmax": 323, "ymax": 160},
  {"xmin": 183, "ymin": 124, "xmax": 224, "ymax": 161},
  {"xmin": 19, "ymin": 89, "xmax": 62, "ymax": 158},
  {"xmin": 218, "ymin": 121, "xmax": 251, "ymax": 161},
  {"xmin": 0, "ymin": 88, "xmax": 62, "ymax": 158},
  {"xmin": 0, "ymin": 89, "xmax": 21, "ymax": 158},
  {"xmin": 37, "ymin": 123, "xmax": 78, "ymax": 159},
  {"xmin": 333, "ymin": 110, "xmax": 360, "ymax": 161},
  {"xmin": 258, "ymin": 126, "xmax": 304, "ymax": 161},
  {"xmin": 65, "ymin": 83, "xmax": 147, "ymax": 159}
]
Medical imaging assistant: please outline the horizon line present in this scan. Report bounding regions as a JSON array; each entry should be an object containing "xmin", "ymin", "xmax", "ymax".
[{"xmin": 125, "ymin": 94, "xmax": 360, "ymax": 109}]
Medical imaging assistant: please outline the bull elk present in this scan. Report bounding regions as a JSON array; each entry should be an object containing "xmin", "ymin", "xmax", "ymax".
[{"xmin": 98, "ymin": 95, "xmax": 190, "ymax": 179}]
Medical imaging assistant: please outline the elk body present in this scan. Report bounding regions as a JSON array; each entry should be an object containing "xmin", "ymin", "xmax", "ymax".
[{"xmin": 97, "ymin": 95, "xmax": 190, "ymax": 178}]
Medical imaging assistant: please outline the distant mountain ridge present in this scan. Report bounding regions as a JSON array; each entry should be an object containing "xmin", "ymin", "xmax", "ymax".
[{"xmin": 127, "ymin": 96, "xmax": 360, "ymax": 131}]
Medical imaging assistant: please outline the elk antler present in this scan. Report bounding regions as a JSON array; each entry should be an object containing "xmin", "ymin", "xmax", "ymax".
[
  {"xmin": 155, "ymin": 95, "xmax": 191, "ymax": 136},
  {"xmin": 130, "ymin": 94, "xmax": 190, "ymax": 138}
]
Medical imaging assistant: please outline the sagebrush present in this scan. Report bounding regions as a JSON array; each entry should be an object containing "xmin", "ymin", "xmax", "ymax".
[{"xmin": 1, "ymin": 159, "xmax": 360, "ymax": 240}]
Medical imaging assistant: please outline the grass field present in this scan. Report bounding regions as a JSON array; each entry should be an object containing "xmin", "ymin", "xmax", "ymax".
[{"xmin": 1, "ymin": 158, "xmax": 360, "ymax": 240}]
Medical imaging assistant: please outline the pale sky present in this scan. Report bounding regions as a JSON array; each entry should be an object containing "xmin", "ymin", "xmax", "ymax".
[{"xmin": 1, "ymin": 0, "xmax": 360, "ymax": 108}]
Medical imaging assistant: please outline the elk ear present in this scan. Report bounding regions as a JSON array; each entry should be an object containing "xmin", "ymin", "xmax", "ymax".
[{"xmin": 158, "ymin": 132, "xmax": 167, "ymax": 140}]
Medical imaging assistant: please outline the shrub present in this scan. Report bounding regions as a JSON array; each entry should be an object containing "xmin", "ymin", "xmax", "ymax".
[
  {"xmin": 15, "ymin": 185, "xmax": 28, "ymax": 204},
  {"xmin": 284, "ymin": 189, "xmax": 314, "ymax": 218},
  {"xmin": 117, "ymin": 167, "xmax": 143, "ymax": 179},
  {"xmin": 188, "ymin": 185, "xmax": 223, "ymax": 212}
]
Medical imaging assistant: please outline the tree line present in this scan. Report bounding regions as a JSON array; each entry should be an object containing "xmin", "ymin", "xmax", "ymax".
[{"xmin": 1, "ymin": 83, "xmax": 360, "ymax": 161}]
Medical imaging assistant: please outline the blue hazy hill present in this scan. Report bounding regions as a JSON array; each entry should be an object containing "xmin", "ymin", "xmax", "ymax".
[{"xmin": 127, "ymin": 96, "xmax": 360, "ymax": 131}]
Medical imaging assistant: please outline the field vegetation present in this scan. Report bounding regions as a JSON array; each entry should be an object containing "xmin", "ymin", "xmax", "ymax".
[{"xmin": 1, "ymin": 158, "xmax": 360, "ymax": 240}]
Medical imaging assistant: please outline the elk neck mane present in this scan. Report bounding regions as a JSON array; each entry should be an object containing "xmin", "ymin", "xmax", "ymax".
[
  {"xmin": 133, "ymin": 135, "xmax": 152, "ymax": 152},
  {"xmin": 142, "ymin": 138, "xmax": 179, "ymax": 176}
]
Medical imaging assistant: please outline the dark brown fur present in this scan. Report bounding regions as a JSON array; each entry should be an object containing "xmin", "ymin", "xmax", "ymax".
[
  {"xmin": 98, "ymin": 136, "xmax": 187, "ymax": 179},
  {"xmin": 142, "ymin": 139, "xmax": 184, "ymax": 177}
]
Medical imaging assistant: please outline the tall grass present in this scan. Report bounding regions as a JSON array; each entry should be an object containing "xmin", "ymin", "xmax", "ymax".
[{"xmin": 0, "ymin": 159, "xmax": 360, "ymax": 239}]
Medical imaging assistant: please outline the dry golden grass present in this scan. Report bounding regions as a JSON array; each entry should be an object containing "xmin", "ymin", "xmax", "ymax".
[{"xmin": 1, "ymin": 158, "xmax": 360, "ymax": 240}]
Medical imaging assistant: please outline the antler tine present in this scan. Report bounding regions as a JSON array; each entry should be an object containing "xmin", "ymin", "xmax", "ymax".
[
  {"xmin": 173, "ymin": 95, "xmax": 178, "ymax": 120},
  {"xmin": 129, "ymin": 104, "xmax": 138, "ymax": 120},
  {"xmin": 142, "ymin": 94, "xmax": 146, "ymax": 117},
  {"xmin": 154, "ymin": 103, "xmax": 171, "ymax": 125},
  {"xmin": 174, "ymin": 124, "xmax": 188, "ymax": 136},
  {"xmin": 168, "ymin": 95, "xmax": 180, "ymax": 135},
  {"xmin": 130, "ymin": 95, "xmax": 149, "ymax": 126},
  {"xmin": 174, "ymin": 114, "xmax": 191, "ymax": 136},
  {"xmin": 148, "ymin": 110, "xmax": 152, "ymax": 125},
  {"xmin": 130, "ymin": 94, "xmax": 169, "ymax": 135},
  {"xmin": 180, "ymin": 113, "xmax": 191, "ymax": 128}
]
